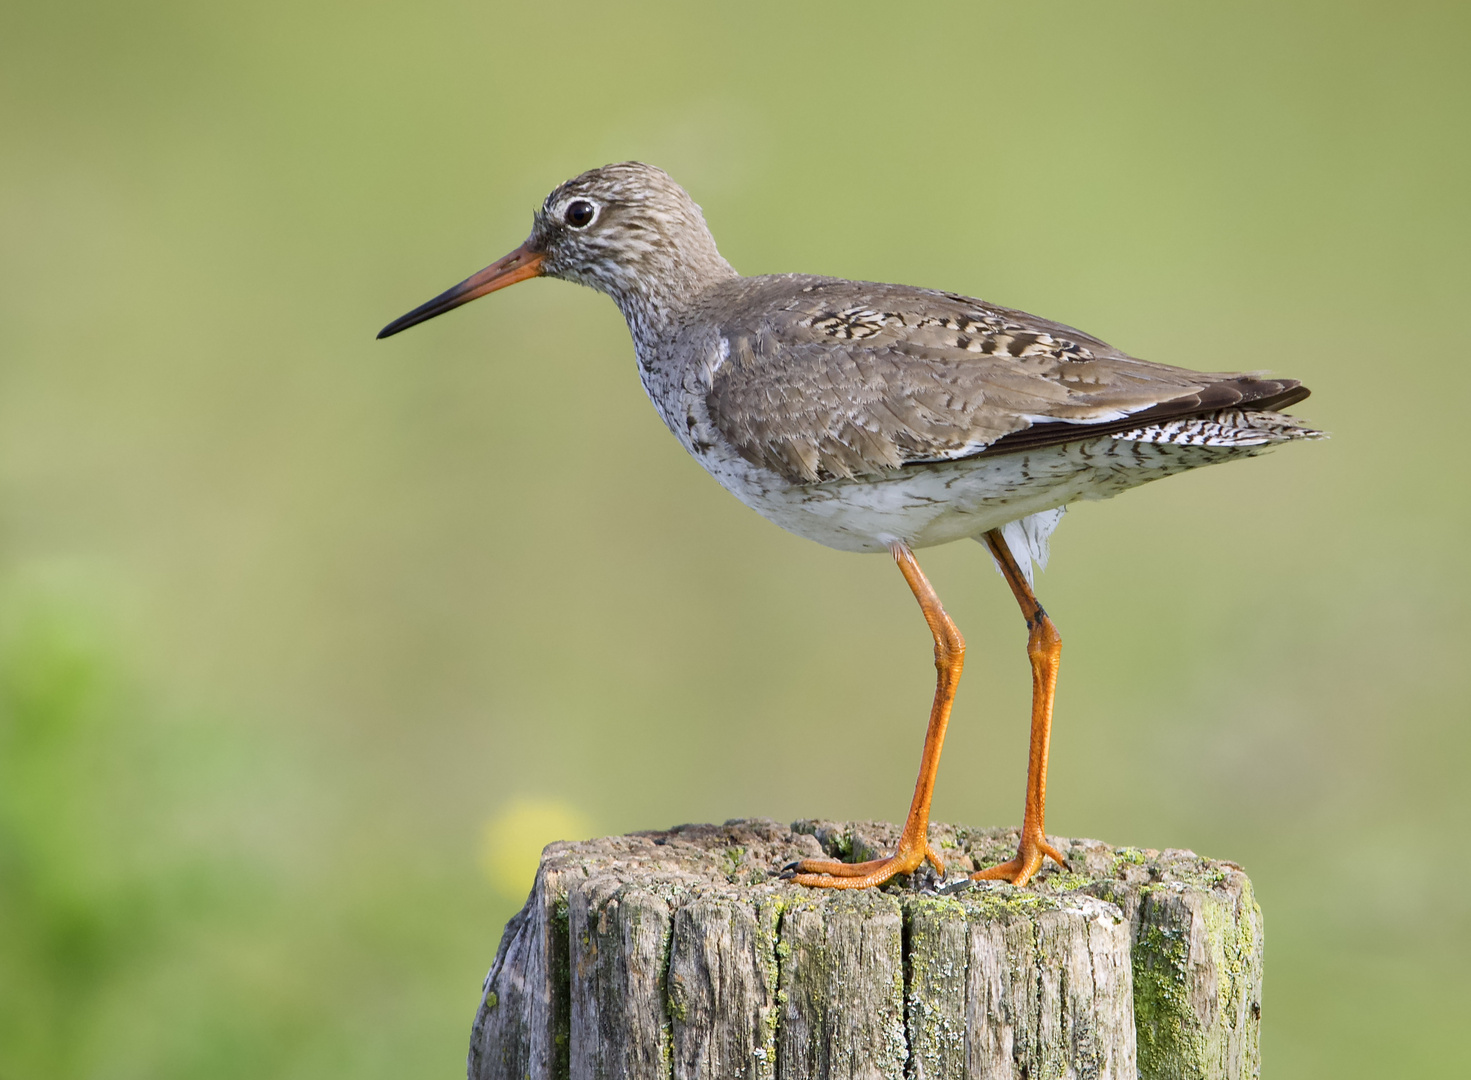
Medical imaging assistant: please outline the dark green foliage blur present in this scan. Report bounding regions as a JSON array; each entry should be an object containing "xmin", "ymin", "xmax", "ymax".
[{"xmin": 2, "ymin": 1, "xmax": 1467, "ymax": 1075}]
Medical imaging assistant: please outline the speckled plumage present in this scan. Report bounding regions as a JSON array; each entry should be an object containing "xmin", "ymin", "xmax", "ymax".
[
  {"xmin": 504, "ymin": 164, "xmax": 1321, "ymax": 568},
  {"xmin": 381, "ymin": 159, "xmax": 1321, "ymax": 569}
]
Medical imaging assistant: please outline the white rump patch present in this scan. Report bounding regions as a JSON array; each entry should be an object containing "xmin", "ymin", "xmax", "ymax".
[{"xmin": 981, "ymin": 507, "xmax": 1066, "ymax": 589}]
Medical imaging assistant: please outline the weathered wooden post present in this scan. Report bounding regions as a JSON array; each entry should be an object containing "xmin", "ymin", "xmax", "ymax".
[{"xmin": 469, "ymin": 819, "xmax": 1263, "ymax": 1080}]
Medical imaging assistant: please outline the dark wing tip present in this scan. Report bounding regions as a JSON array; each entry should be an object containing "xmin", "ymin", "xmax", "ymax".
[
  {"xmin": 1268, "ymin": 382, "xmax": 1311, "ymax": 410},
  {"xmin": 978, "ymin": 376, "xmax": 1313, "ymax": 458}
]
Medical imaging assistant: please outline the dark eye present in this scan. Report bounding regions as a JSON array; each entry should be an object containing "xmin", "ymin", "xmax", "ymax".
[{"xmin": 564, "ymin": 200, "xmax": 596, "ymax": 228}]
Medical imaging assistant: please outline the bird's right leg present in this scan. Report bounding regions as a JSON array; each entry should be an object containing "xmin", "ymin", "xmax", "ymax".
[
  {"xmin": 970, "ymin": 528, "xmax": 1070, "ymax": 886},
  {"xmin": 782, "ymin": 541, "xmax": 961, "ymax": 889}
]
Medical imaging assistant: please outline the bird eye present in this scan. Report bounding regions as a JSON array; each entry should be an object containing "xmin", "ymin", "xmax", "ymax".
[{"xmin": 564, "ymin": 200, "xmax": 596, "ymax": 228}]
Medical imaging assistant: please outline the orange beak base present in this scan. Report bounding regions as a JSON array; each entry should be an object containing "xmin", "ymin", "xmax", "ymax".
[{"xmin": 377, "ymin": 243, "xmax": 545, "ymax": 339}]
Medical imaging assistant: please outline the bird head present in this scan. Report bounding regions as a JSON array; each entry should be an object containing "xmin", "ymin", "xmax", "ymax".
[{"xmin": 377, "ymin": 162, "xmax": 734, "ymax": 340}]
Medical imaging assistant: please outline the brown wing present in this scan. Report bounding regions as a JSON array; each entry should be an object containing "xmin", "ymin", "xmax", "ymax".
[{"xmin": 699, "ymin": 275, "xmax": 1308, "ymax": 484}]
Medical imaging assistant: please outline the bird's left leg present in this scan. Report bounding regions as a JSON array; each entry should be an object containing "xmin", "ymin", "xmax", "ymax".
[
  {"xmin": 782, "ymin": 541, "xmax": 960, "ymax": 889},
  {"xmin": 971, "ymin": 528, "xmax": 1070, "ymax": 887}
]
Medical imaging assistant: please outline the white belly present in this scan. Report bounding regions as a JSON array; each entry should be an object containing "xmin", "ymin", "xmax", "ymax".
[{"xmin": 709, "ymin": 434, "xmax": 1265, "ymax": 554}]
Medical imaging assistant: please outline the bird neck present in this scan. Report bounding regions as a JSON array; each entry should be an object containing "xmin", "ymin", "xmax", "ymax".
[{"xmin": 602, "ymin": 236, "xmax": 738, "ymax": 353}]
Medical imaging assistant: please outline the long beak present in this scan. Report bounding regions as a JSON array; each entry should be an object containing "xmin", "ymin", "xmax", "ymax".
[{"xmin": 376, "ymin": 242, "xmax": 545, "ymax": 339}]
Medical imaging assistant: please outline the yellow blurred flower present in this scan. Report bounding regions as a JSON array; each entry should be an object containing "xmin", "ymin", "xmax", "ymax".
[{"xmin": 479, "ymin": 798, "xmax": 594, "ymax": 900}]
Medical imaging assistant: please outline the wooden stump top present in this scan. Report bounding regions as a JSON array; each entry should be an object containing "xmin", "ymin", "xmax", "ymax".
[{"xmin": 470, "ymin": 819, "xmax": 1263, "ymax": 1080}]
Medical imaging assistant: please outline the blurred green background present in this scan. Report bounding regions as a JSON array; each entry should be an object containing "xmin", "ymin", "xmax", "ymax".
[{"xmin": 2, "ymin": 0, "xmax": 1467, "ymax": 1075}]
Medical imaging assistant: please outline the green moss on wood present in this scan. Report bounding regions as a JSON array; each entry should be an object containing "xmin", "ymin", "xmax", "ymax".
[
  {"xmin": 550, "ymin": 894, "xmax": 571, "ymax": 1080},
  {"xmin": 1038, "ymin": 868, "xmax": 1095, "ymax": 893},
  {"xmin": 1133, "ymin": 905, "xmax": 1206, "ymax": 1078},
  {"xmin": 1114, "ymin": 846, "xmax": 1149, "ymax": 869},
  {"xmin": 959, "ymin": 884, "xmax": 1062, "ymax": 920},
  {"xmin": 666, "ymin": 981, "xmax": 689, "ymax": 1024}
]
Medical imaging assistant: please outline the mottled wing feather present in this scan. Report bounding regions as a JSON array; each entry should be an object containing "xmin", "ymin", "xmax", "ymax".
[{"xmin": 703, "ymin": 276, "xmax": 1306, "ymax": 484}]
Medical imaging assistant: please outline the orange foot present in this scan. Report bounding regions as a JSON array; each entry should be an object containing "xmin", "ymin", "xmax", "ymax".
[
  {"xmin": 971, "ymin": 828, "xmax": 1069, "ymax": 887},
  {"xmin": 781, "ymin": 840, "xmax": 946, "ymax": 890}
]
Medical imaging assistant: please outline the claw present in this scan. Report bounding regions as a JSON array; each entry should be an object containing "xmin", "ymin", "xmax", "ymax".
[
  {"xmin": 924, "ymin": 841, "xmax": 946, "ymax": 876},
  {"xmin": 913, "ymin": 864, "xmax": 943, "ymax": 894}
]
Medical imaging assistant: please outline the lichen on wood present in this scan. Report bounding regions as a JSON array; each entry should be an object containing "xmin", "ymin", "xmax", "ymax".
[{"xmin": 468, "ymin": 819, "xmax": 1263, "ymax": 1080}]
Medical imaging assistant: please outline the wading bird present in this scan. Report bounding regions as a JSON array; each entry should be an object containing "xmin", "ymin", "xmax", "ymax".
[{"xmin": 378, "ymin": 163, "xmax": 1319, "ymax": 889}]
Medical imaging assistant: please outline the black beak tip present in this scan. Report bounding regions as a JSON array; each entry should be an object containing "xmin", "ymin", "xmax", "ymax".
[{"xmin": 376, "ymin": 311, "xmax": 421, "ymax": 341}]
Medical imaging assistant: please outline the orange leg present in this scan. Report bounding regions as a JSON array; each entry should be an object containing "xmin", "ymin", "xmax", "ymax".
[
  {"xmin": 971, "ymin": 528, "xmax": 1070, "ymax": 886},
  {"xmin": 783, "ymin": 542, "xmax": 962, "ymax": 889}
]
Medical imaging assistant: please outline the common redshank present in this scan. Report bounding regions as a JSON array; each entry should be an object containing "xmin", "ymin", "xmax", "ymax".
[{"xmin": 378, "ymin": 162, "xmax": 1320, "ymax": 889}]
